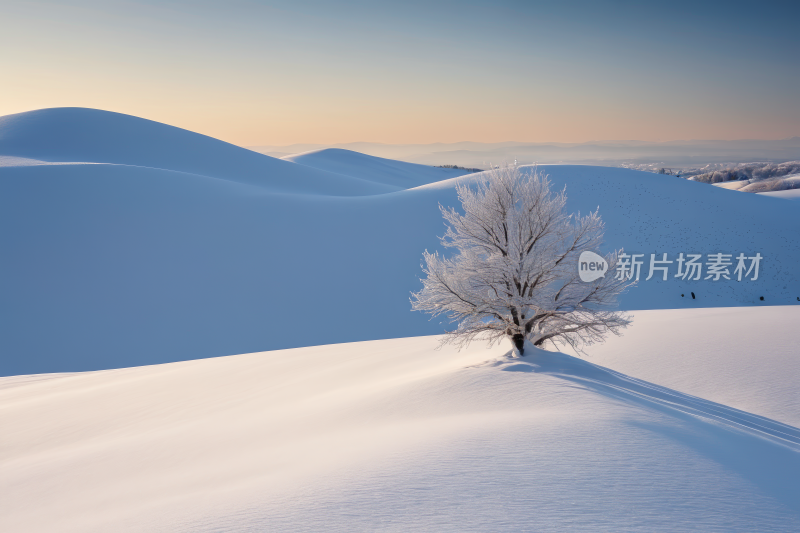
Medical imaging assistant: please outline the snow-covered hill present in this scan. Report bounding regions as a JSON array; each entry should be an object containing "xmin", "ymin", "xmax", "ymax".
[
  {"xmin": 760, "ymin": 189, "xmax": 800, "ymax": 201},
  {"xmin": 2, "ymin": 109, "xmax": 799, "ymax": 531},
  {"xmin": 0, "ymin": 108, "xmax": 396, "ymax": 195},
  {"xmin": 2, "ymin": 308, "xmax": 798, "ymax": 532},
  {"xmin": 283, "ymin": 148, "xmax": 471, "ymax": 188},
  {"xmin": 1, "ymin": 108, "xmax": 799, "ymax": 375}
]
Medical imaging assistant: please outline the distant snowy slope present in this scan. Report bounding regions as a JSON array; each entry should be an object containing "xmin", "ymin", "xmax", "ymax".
[
  {"xmin": 1, "ymin": 333, "xmax": 798, "ymax": 532},
  {"xmin": 2, "ymin": 164, "xmax": 800, "ymax": 375},
  {"xmin": 0, "ymin": 108, "xmax": 395, "ymax": 196},
  {"xmin": 420, "ymin": 166, "xmax": 800, "ymax": 308},
  {"xmin": 759, "ymin": 189, "xmax": 800, "ymax": 201},
  {"xmin": 283, "ymin": 148, "xmax": 472, "ymax": 188}
]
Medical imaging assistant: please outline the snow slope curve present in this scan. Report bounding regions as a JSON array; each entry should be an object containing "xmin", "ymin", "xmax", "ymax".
[
  {"xmin": 418, "ymin": 165, "xmax": 800, "ymax": 308},
  {"xmin": 1, "ymin": 163, "xmax": 800, "ymax": 375},
  {"xmin": 759, "ymin": 189, "xmax": 800, "ymax": 201},
  {"xmin": 0, "ymin": 108, "xmax": 396, "ymax": 196},
  {"xmin": 1, "ymin": 335, "xmax": 798, "ymax": 532},
  {"xmin": 581, "ymin": 306, "xmax": 800, "ymax": 427},
  {"xmin": 283, "ymin": 148, "xmax": 473, "ymax": 188}
]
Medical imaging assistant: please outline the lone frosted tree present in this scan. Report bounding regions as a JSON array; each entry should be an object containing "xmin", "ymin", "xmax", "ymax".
[{"xmin": 411, "ymin": 165, "xmax": 633, "ymax": 356}]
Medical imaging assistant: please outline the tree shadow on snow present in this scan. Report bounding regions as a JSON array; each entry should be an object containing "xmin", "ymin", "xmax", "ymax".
[{"xmin": 490, "ymin": 346, "xmax": 800, "ymax": 514}]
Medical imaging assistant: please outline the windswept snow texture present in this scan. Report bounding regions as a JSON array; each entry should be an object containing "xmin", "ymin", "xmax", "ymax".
[
  {"xmin": 283, "ymin": 148, "xmax": 471, "ymax": 188},
  {"xmin": 2, "ymin": 108, "xmax": 800, "ymax": 374},
  {"xmin": 1, "ymin": 320, "xmax": 799, "ymax": 532}
]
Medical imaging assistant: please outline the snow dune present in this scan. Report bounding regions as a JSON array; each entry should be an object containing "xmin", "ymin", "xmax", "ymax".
[
  {"xmin": 2, "ymin": 311, "xmax": 799, "ymax": 532},
  {"xmin": 2, "ymin": 108, "xmax": 800, "ymax": 375},
  {"xmin": 283, "ymin": 148, "xmax": 471, "ymax": 188},
  {"xmin": 0, "ymin": 108, "xmax": 396, "ymax": 196}
]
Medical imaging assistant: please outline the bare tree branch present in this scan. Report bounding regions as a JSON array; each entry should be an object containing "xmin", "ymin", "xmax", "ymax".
[{"xmin": 410, "ymin": 164, "xmax": 634, "ymax": 356}]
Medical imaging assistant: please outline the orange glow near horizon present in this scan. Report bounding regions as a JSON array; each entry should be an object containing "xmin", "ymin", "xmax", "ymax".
[
  {"xmin": 2, "ymin": 95, "xmax": 796, "ymax": 148},
  {"xmin": 1, "ymin": 1, "xmax": 798, "ymax": 147}
]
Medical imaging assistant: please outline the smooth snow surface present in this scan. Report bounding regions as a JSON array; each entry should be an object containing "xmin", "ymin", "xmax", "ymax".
[
  {"xmin": 759, "ymin": 189, "xmax": 800, "ymax": 201},
  {"xmin": 283, "ymin": 148, "xmax": 472, "ymax": 188},
  {"xmin": 0, "ymin": 155, "xmax": 93, "ymax": 167},
  {"xmin": 2, "ymin": 318, "xmax": 799, "ymax": 532},
  {"xmin": 713, "ymin": 180, "xmax": 750, "ymax": 190},
  {"xmin": 581, "ymin": 306, "xmax": 800, "ymax": 427},
  {"xmin": 2, "ymin": 108, "xmax": 800, "ymax": 374},
  {"xmin": 0, "ymin": 108, "xmax": 396, "ymax": 195}
]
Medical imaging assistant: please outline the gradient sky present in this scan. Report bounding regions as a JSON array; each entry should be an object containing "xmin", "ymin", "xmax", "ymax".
[{"xmin": 1, "ymin": 0, "xmax": 798, "ymax": 145}]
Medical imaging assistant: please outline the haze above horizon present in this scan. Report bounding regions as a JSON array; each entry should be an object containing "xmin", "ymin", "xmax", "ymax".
[{"xmin": 2, "ymin": 0, "xmax": 798, "ymax": 146}]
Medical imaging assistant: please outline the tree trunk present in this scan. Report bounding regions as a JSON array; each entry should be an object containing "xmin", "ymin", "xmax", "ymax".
[{"xmin": 511, "ymin": 333, "xmax": 525, "ymax": 356}]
